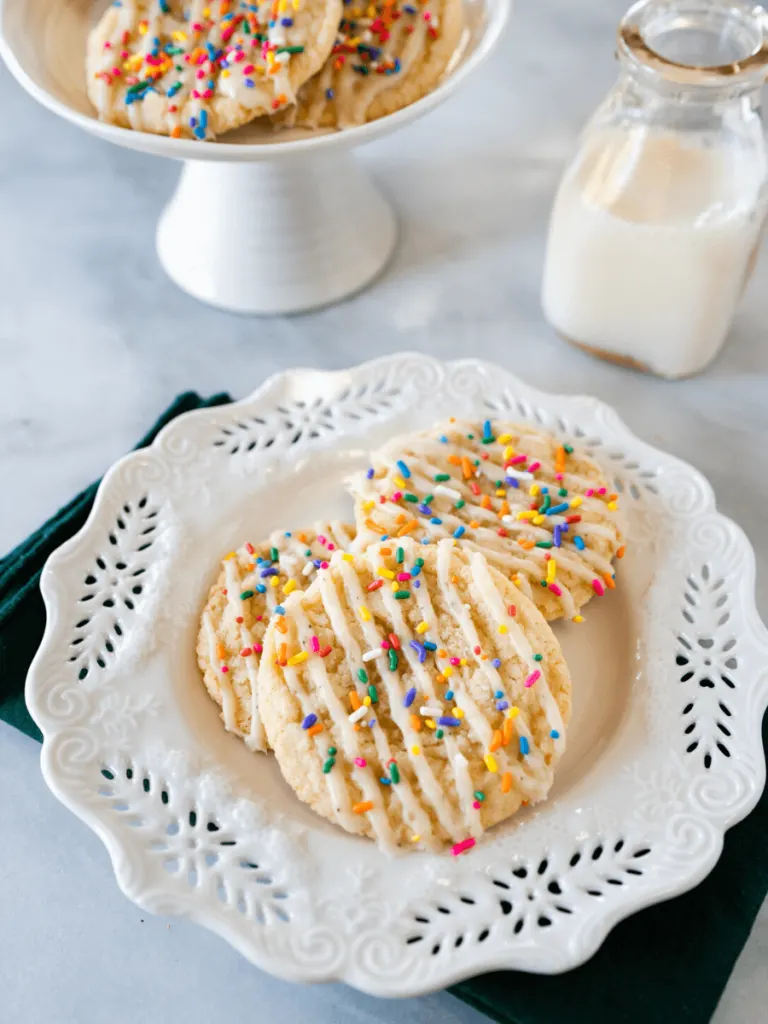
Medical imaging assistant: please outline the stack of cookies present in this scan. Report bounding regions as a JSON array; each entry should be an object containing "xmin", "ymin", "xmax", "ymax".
[
  {"xmin": 197, "ymin": 418, "xmax": 626, "ymax": 855},
  {"xmin": 87, "ymin": 0, "xmax": 465, "ymax": 140}
]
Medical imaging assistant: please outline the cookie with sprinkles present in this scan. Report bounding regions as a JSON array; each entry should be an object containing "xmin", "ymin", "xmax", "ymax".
[
  {"xmin": 349, "ymin": 418, "xmax": 626, "ymax": 622},
  {"xmin": 87, "ymin": 0, "xmax": 342, "ymax": 140},
  {"xmin": 275, "ymin": 0, "xmax": 464, "ymax": 129},
  {"xmin": 257, "ymin": 537, "xmax": 571, "ymax": 852},
  {"xmin": 196, "ymin": 521, "xmax": 356, "ymax": 751}
]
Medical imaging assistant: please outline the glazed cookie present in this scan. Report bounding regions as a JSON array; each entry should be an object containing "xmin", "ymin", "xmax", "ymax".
[
  {"xmin": 196, "ymin": 521, "xmax": 356, "ymax": 751},
  {"xmin": 87, "ymin": 0, "xmax": 342, "ymax": 139},
  {"xmin": 349, "ymin": 418, "xmax": 626, "ymax": 621},
  {"xmin": 257, "ymin": 538, "xmax": 571, "ymax": 853},
  {"xmin": 276, "ymin": 0, "xmax": 464, "ymax": 129}
]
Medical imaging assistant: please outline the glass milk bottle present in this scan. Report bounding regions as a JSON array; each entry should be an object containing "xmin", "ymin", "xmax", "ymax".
[{"xmin": 542, "ymin": 0, "xmax": 768, "ymax": 378}]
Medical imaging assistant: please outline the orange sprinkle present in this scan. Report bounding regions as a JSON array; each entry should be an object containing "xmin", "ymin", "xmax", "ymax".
[
  {"xmin": 365, "ymin": 517, "xmax": 386, "ymax": 533},
  {"xmin": 447, "ymin": 454, "xmax": 462, "ymax": 466},
  {"xmin": 350, "ymin": 690, "xmax": 362, "ymax": 711},
  {"xmin": 489, "ymin": 729, "xmax": 502, "ymax": 752},
  {"xmin": 480, "ymin": 495, "xmax": 492, "ymax": 510},
  {"xmin": 397, "ymin": 520, "xmax": 418, "ymax": 537},
  {"xmin": 617, "ymin": 545, "xmax": 626, "ymax": 559},
  {"xmin": 307, "ymin": 722, "xmax": 323, "ymax": 736},
  {"xmin": 603, "ymin": 572, "xmax": 616, "ymax": 590},
  {"xmin": 518, "ymin": 539, "xmax": 535, "ymax": 550},
  {"xmin": 608, "ymin": 492, "xmax": 619, "ymax": 502},
  {"xmin": 297, "ymin": 531, "xmax": 308, "ymax": 543},
  {"xmin": 216, "ymin": 642, "xmax": 226, "ymax": 660},
  {"xmin": 450, "ymin": 574, "xmax": 459, "ymax": 585},
  {"xmin": 379, "ymin": 546, "xmax": 392, "ymax": 556},
  {"xmin": 461, "ymin": 457, "xmax": 473, "ymax": 479},
  {"xmin": 502, "ymin": 718, "xmax": 514, "ymax": 745},
  {"xmin": 501, "ymin": 772, "xmax": 512, "ymax": 794},
  {"xmin": 395, "ymin": 513, "xmax": 407, "ymax": 524},
  {"xmin": 353, "ymin": 801, "xmax": 374, "ymax": 814},
  {"xmin": 469, "ymin": 520, "xmax": 480, "ymax": 529},
  {"xmin": 555, "ymin": 446, "xmax": 566, "ymax": 474},
  {"xmin": 278, "ymin": 642, "xmax": 287, "ymax": 666},
  {"xmin": 498, "ymin": 501, "xmax": 510, "ymax": 518},
  {"xmin": 437, "ymin": 649, "xmax": 447, "ymax": 658},
  {"xmin": 410, "ymin": 714, "xmax": 422, "ymax": 732},
  {"xmin": 170, "ymin": 125, "xmax": 182, "ymax": 138},
  {"xmin": 275, "ymin": 617, "xmax": 288, "ymax": 634}
]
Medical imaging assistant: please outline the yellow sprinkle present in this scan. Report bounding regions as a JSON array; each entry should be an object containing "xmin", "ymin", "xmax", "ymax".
[
  {"xmin": 573, "ymin": 614, "xmax": 584, "ymax": 624},
  {"xmin": 393, "ymin": 475, "xmax": 406, "ymax": 489},
  {"xmin": 608, "ymin": 500, "xmax": 618, "ymax": 511},
  {"xmin": 498, "ymin": 624, "xmax": 508, "ymax": 635},
  {"xmin": 518, "ymin": 511, "xmax": 536, "ymax": 521},
  {"xmin": 416, "ymin": 621, "xmax": 429, "ymax": 634},
  {"xmin": 363, "ymin": 695, "xmax": 372, "ymax": 706},
  {"xmin": 138, "ymin": 22, "xmax": 149, "ymax": 34},
  {"xmin": 172, "ymin": 30, "xmax": 187, "ymax": 40},
  {"xmin": 425, "ymin": 719, "xmax": 436, "ymax": 729},
  {"xmin": 377, "ymin": 566, "xmax": 395, "ymax": 580},
  {"xmin": 498, "ymin": 433, "xmax": 512, "ymax": 444},
  {"xmin": 529, "ymin": 484, "xmax": 540, "ymax": 496},
  {"xmin": 359, "ymin": 604, "xmax": 371, "ymax": 622},
  {"xmin": 503, "ymin": 445, "xmax": 515, "ymax": 459},
  {"xmin": 286, "ymin": 652, "xmax": 308, "ymax": 666},
  {"xmin": 292, "ymin": 0, "xmax": 300, "ymax": 10},
  {"xmin": 391, "ymin": 581, "xmax": 399, "ymax": 592},
  {"xmin": 411, "ymin": 744, "xmax": 421, "ymax": 756},
  {"xmin": 547, "ymin": 559, "xmax": 557, "ymax": 583},
  {"xmin": 460, "ymin": 658, "xmax": 468, "ymax": 667},
  {"xmin": 269, "ymin": 576, "xmax": 279, "ymax": 588},
  {"xmin": 202, "ymin": 6, "xmax": 210, "ymax": 15},
  {"xmin": 484, "ymin": 754, "xmax": 498, "ymax": 773},
  {"xmin": 278, "ymin": 0, "xmax": 287, "ymax": 9},
  {"xmin": 221, "ymin": 68, "xmax": 231, "ymax": 77},
  {"xmin": 442, "ymin": 665, "xmax": 453, "ymax": 678},
  {"xmin": 454, "ymin": 707, "xmax": 465, "ymax": 719},
  {"xmin": 533, "ymin": 515, "xmax": 545, "ymax": 526},
  {"xmin": 570, "ymin": 496, "xmax": 583, "ymax": 508},
  {"xmin": 508, "ymin": 706, "xmax": 520, "ymax": 719},
  {"xmin": 224, "ymin": 551, "xmax": 236, "ymax": 560},
  {"xmin": 411, "ymin": 834, "xmax": 421, "ymax": 843},
  {"xmin": 283, "ymin": 578, "xmax": 297, "ymax": 595},
  {"xmin": 362, "ymin": 499, "xmax": 375, "ymax": 512}
]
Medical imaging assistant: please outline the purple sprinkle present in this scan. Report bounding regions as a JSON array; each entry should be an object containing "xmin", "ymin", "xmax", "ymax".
[
  {"xmin": 413, "ymin": 580, "xmax": 421, "ymax": 588},
  {"xmin": 417, "ymin": 504, "xmax": 432, "ymax": 515},
  {"xmin": 302, "ymin": 713, "xmax": 317, "ymax": 730},
  {"xmin": 492, "ymin": 658, "xmax": 502, "ymax": 669},
  {"xmin": 409, "ymin": 640, "xmax": 427, "ymax": 663},
  {"xmin": 505, "ymin": 477, "xmax": 520, "ymax": 488},
  {"xmin": 438, "ymin": 716, "xmax": 461, "ymax": 727},
  {"xmin": 369, "ymin": 719, "xmax": 376, "ymax": 728},
  {"xmin": 366, "ymin": 467, "xmax": 374, "ymax": 479},
  {"xmin": 553, "ymin": 525, "xmax": 562, "ymax": 547},
  {"xmin": 281, "ymin": 16, "xmax": 293, "ymax": 24},
  {"xmin": 260, "ymin": 567, "xmax": 278, "ymax": 578},
  {"xmin": 404, "ymin": 687, "xmax": 416, "ymax": 707},
  {"xmin": 497, "ymin": 700, "xmax": 509, "ymax": 711}
]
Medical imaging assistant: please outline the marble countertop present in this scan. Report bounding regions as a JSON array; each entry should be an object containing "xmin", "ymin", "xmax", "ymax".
[{"xmin": 2, "ymin": 0, "xmax": 767, "ymax": 1020}]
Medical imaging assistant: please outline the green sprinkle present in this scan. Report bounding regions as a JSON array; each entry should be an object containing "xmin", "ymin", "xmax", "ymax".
[
  {"xmin": 368, "ymin": 684, "xmax": 378, "ymax": 704},
  {"xmin": 358, "ymin": 668, "xmax": 369, "ymax": 684},
  {"xmin": 533, "ymin": 653, "xmax": 543, "ymax": 662},
  {"xmin": 558, "ymin": 488, "xmax": 568, "ymax": 497},
  {"xmin": 481, "ymin": 437, "xmax": 494, "ymax": 445},
  {"xmin": 328, "ymin": 746, "xmax": 337, "ymax": 756},
  {"xmin": 404, "ymin": 493, "xmax": 419, "ymax": 503},
  {"xmin": 277, "ymin": 44, "xmax": 305, "ymax": 53},
  {"xmin": 304, "ymin": 549, "xmax": 312, "ymax": 557},
  {"xmin": 467, "ymin": 434, "xmax": 474, "ymax": 439},
  {"xmin": 396, "ymin": 546, "xmax": 404, "ymax": 563},
  {"xmin": 423, "ymin": 494, "xmax": 434, "ymax": 505},
  {"xmin": 388, "ymin": 648, "xmax": 398, "ymax": 671},
  {"xmin": 394, "ymin": 590, "xmax": 411, "ymax": 599},
  {"xmin": 434, "ymin": 473, "xmax": 451, "ymax": 482},
  {"xmin": 495, "ymin": 479, "xmax": 503, "ymax": 488},
  {"xmin": 415, "ymin": 558, "xmax": 425, "ymax": 568},
  {"xmin": 270, "ymin": 546, "xmax": 279, "ymax": 562},
  {"xmin": 474, "ymin": 459, "xmax": 481, "ymax": 466},
  {"xmin": 435, "ymin": 728, "xmax": 444, "ymax": 739},
  {"xmin": 540, "ymin": 579, "xmax": 548, "ymax": 587},
  {"xmin": 455, "ymin": 499, "xmax": 466, "ymax": 509},
  {"xmin": 535, "ymin": 541, "xmax": 553, "ymax": 549},
  {"xmin": 540, "ymin": 494, "xmax": 551, "ymax": 513},
  {"xmin": 473, "ymin": 790, "xmax": 485, "ymax": 802},
  {"xmin": 322, "ymin": 758, "xmax": 335, "ymax": 774},
  {"xmin": 564, "ymin": 444, "xmax": 574, "ymax": 454},
  {"xmin": 239, "ymin": 590, "xmax": 255, "ymax": 600},
  {"xmin": 390, "ymin": 763, "xmax": 400, "ymax": 784}
]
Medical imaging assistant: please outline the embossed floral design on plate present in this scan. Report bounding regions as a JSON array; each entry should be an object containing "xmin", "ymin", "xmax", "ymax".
[{"xmin": 26, "ymin": 355, "xmax": 768, "ymax": 995}]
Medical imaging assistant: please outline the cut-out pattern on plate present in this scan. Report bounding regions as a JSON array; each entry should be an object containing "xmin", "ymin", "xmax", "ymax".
[
  {"xmin": 68, "ymin": 496, "xmax": 160, "ymax": 682},
  {"xmin": 678, "ymin": 564, "xmax": 738, "ymax": 770}
]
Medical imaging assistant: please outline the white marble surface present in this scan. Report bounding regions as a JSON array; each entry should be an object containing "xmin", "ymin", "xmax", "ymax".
[{"xmin": 2, "ymin": 0, "xmax": 768, "ymax": 1021}]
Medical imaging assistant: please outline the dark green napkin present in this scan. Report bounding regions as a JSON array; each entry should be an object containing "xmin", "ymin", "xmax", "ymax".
[{"xmin": 2, "ymin": 392, "xmax": 766, "ymax": 1024}]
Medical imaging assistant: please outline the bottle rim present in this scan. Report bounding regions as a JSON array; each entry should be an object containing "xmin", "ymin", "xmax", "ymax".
[{"xmin": 619, "ymin": 0, "xmax": 768, "ymax": 86}]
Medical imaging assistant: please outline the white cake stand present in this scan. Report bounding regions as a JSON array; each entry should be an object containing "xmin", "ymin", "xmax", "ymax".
[{"xmin": 0, "ymin": 0, "xmax": 510, "ymax": 315}]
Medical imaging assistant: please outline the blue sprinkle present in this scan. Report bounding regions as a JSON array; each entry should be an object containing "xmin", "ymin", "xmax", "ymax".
[
  {"xmin": 260, "ymin": 567, "xmax": 278, "ymax": 578},
  {"xmin": 454, "ymin": 525, "xmax": 466, "ymax": 539},
  {"xmin": 189, "ymin": 116, "xmax": 197, "ymax": 127},
  {"xmin": 547, "ymin": 502, "xmax": 569, "ymax": 516},
  {"xmin": 423, "ymin": 641, "xmax": 437, "ymax": 652},
  {"xmin": 497, "ymin": 700, "xmax": 509, "ymax": 711},
  {"xmin": 379, "ymin": 776, "xmax": 391, "ymax": 785},
  {"xmin": 541, "ymin": 486, "xmax": 549, "ymax": 494},
  {"xmin": 494, "ymin": 690, "xmax": 503, "ymax": 699},
  {"xmin": 404, "ymin": 687, "xmax": 416, "ymax": 708},
  {"xmin": 281, "ymin": 16, "xmax": 294, "ymax": 24},
  {"xmin": 302, "ymin": 713, "xmax": 317, "ymax": 730},
  {"xmin": 492, "ymin": 658, "xmax": 502, "ymax": 669},
  {"xmin": 483, "ymin": 419, "xmax": 493, "ymax": 440},
  {"xmin": 438, "ymin": 716, "xmax": 461, "ymax": 727},
  {"xmin": 411, "ymin": 565, "xmax": 421, "ymax": 577},
  {"xmin": 573, "ymin": 536, "xmax": 585, "ymax": 551},
  {"xmin": 550, "ymin": 730, "xmax": 560, "ymax": 739},
  {"xmin": 396, "ymin": 459, "xmax": 411, "ymax": 479},
  {"xmin": 366, "ymin": 467, "xmax": 374, "ymax": 479},
  {"xmin": 553, "ymin": 525, "xmax": 562, "ymax": 548},
  {"xmin": 445, "ymin": 689, "xmax": 454, "ymax": 700},
  {"xmin": 519, "ymin": 736, "xmax": 530, "ymax": 756},
  {"xmin": 325, "ymin": 88, "xmax": 334, "ymax": 99},
  {"xmin": 506, "ymin": 477, "xmax": 520, "ymax": 489},
  {"xmin": 430, "ymin": 517, "xmax": 443, "ymax": 525},
  {"xmin": 255, "ymin": 584, "xmax": 267, "ymax": 594},
  {"xmin": 167, "ymin": 81, "xmax": 182, "ymax": 98},
  {"xmin": 439, "ymin": 435, "xmax": 449, "ymax": 443},
  {"xmin": 417, "ymin": 504, "xmax": 432, "ymax": 515},
  {"xmin": 274, "ymin": 605, "xmax": 285, "ymax": 616},
  {"xmin": 256, "ymin": 556, "xmax": 265, "ymax": 564},
  {"xmin": 284, "ymin": 531, "xmax": 292, "ymax": 538},
  {"xmin": 313, "ymin": 558, "xmax": 323, "ymax": 568},
  {"xmin": 421, "ymin": 537, "xmax": 432, "ymax": 545},
  {"xmin": 380, "ymin": 535, "xmax": 389, "ymax": 541},
  {"xmin": 410, "ymin": 640, "xmax": 427, "ymax": 663}
]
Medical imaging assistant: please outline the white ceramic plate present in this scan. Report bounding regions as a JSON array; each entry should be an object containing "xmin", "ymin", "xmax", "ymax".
[{"xmin": 27, "ymin": 354, "xmax": 768, "ymax": 996}]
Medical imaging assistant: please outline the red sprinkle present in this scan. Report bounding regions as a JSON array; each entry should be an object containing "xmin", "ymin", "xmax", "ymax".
[
  {"xmin": 508, "ymin": 605, "xmax": 516, "ymax": 616},
  {"xmin": 245, "ymin": 542, "xmax": 255, "ymax": 554},
  {"xmin": 474, "ymin": 645, "xmax": 481, "ymax": 655},
  {"xmin": 240, "ymin": 647, "xmax": 252, "ymax": 657},
  {"xmin": 470, "ymin": 482, "xmax": 481, "ymax": 496},
  {"xmin": 318, "ymin": 646, "xmax": 332, "ymax": 658},
  {"xmin": 235, "ymin": 616, "xmax": 244, "ymax": 624},
  {"xmin": 497, "ymin": 528, "xmax": 508, "ymax": 537},
  {"xmin": 388, "ymin": 633, "xmax": 401, "ymax": 650},
  {"xmin": 367, "ymin": 579, "xmax": 385, "ymax": 592},
  {"xmin": 566, "ymin": 514, "xmax": 582, "ymax": 524}
]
